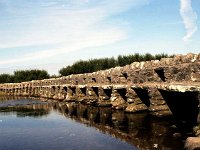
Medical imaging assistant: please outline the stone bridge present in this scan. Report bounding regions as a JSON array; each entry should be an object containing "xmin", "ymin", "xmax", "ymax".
[{"xmin": 0, "ymin": 53, "xmax": 200, "ymax": 129}]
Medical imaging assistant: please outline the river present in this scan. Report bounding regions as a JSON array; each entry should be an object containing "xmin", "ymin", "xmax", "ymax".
[{"xmin": 0, "ymin": 97, "xmax": 186, "ymax": 150}]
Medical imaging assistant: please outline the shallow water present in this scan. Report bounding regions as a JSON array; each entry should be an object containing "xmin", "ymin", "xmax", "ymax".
[{"xmin": 0, "ymin": 97, "xmax": 185, "ymax": 150}]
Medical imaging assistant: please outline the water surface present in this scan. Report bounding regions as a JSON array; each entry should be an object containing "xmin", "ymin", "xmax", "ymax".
[{"xmin": 0, "ymin": 97, "xmax": 184, "ymax": 150}]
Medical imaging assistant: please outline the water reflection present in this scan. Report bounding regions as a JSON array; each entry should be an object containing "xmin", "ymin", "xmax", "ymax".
[
  {"xmin": 0, "ymin": 106, "xmax": 49, "ymax": 118},
  {"xmin": 0, "ymin": 97, "xmax": 50, "ymax": 117},
  {"xmin": 51, "ymin": 102, "xmax": 184, "ymax": 150},
  {"xmin": 0, "ymin": 98, "xmax": 184, "ymax": 150}
]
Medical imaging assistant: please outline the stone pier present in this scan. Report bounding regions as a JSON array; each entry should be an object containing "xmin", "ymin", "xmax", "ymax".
[{"xmin": 0, "ymin": 53, "xmax": 200, "ymax": 147}]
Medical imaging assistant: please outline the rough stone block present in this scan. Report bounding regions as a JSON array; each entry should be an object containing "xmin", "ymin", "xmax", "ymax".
[
  {"xmin": 185, "ymin": 137, "xmax": 200, "ymax": 150},
  {"xmin": 111, "ymin": 98, "xmax": 126, "ymax": 107},
  {"xmin": 125, "ymin": 103, "xmax": 148, "ymax": 113},
  {"xmin": 148, "ymin": 105, "xmax": 170, "ymax": 112},
  {"xmin": 191, "ymin": 72, "xmax": 200, "ymax": 82}
]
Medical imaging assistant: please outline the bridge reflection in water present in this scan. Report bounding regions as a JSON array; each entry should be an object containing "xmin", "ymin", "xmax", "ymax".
[{"xmin": 0, "ymin": 97, "xmax": 185, "ymax": 150}]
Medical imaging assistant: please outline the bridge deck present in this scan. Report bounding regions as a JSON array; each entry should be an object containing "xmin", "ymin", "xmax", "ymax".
[{"xmin": 132, "ymin": 82, "xmax": 200, "ymax": 92}]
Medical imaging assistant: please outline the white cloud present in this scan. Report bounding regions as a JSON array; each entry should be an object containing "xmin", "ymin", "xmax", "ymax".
[
  {"xmin": 0, "ymin": 0, "xmax": 148, "ymax": 66},
  {"xmin": 180, "ymin": 0, "xmax": 198, "ymax": 42},
  {"xmin": 0, "ymin": 0, "xmax": 148, "ymax": 49},
  {"xmin": 0, "ymin": 28, "xmax": 125, "ymax": 65}
]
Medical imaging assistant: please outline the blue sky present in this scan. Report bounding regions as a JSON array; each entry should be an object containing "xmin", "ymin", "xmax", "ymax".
[{"xmin": 0, "ymin": 0, "xmax": 199, "ymax": 75}]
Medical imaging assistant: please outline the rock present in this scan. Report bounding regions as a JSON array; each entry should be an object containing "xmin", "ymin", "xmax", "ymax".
[
  {"xmin": 127, "ymin": 98, "xmax": 134, "ymax": 103},
  {"xmin": 185, "ymin": 137, "xmax": 200, "ymax": 150},
  {"xmin": 170, "ymin": 125, "xmax": 177, "ymax": 129},
  {"xmin": 97, "ymin": 101, "xmax": 112, "ymax": 107},
  {"xmin": 173, "ymin": 132, "xmax": 182, "ymax": 139},
  {"xmin": 57, "ymin": 93, "xmax": 65, "ymax": 100},
  {"xmin": 150, "ymin": 110, "xmax": 172, "ymax": 117},
  {"xmin": 197, "ymin": 113, "xmax": 200, "ymax": 124},
  {"xmin": 153, "ymin": 144, "xmax": 158, "ymax": 149},
  {"xmin": 191, "ymin": 72, "xmax": 200, "ymax": 82},
  {"xmin": 115, "ymin": 103, "xmax": 128, "ymax": 110},
  {"xmin": 125, "ymin": 103, "xmax": 148, "ymax": 113},
  {"xmin": 193, "ymin": 125, "xmax": 200, "ymax": 136},
  {"xmin": 111, "ymin": 98, "xmax": 126, "ymax": 107},
  {"xmin": 132, "ymin": 98, "xmax": 143, "ymax": 105},
  {"xmin": 183, "ymin": 53, "xmax": 197, "ymax": 63},
  {"xmin": 148, "ymin": 105, "xmax": 170, "ymax": 112},
  {"xmin": 196, "ymin": 130, "xmax": 200, "ymax": 137},
  {"xmin": 110, "ymin": 96, "xmax": 117, "ymax": 101}
]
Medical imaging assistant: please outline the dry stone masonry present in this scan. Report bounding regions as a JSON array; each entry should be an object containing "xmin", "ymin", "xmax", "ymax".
[
  {"xmin": 1, "ymin": 53, "xmax": 200, "ymax": 149},
  {"xmin": 0, "ymin": 53, "xmax": 199, "ymax": 115},
  {"xmin": 0, "ymin": 57, "xmax": 199, "ymax": 110}
]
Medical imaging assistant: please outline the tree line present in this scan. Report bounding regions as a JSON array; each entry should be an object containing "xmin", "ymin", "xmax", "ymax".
[
  {"xmin": 0, "ymin": 53, "xmax": 173, "ymax": 83},
  {"xmin": 0, "ymin": 70, "xmax": 49, "ymax": 83},
  {"xmin": 59, "ymin": 53, "xmax": 173, "ymax": 76}
]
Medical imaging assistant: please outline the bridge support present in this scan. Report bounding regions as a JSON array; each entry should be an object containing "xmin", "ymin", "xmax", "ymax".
[{"xmin": 159, "ymin": 90, "xmax": 199, "ymax": 129}]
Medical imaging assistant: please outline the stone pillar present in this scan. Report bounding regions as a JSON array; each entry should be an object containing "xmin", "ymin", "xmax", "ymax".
[
  {"xmin": 97, "ymin": 85, "xmax": 112, "ymax": 107},
  {"xmin": 76, "ymin": 85, "xmax": 88, "ymax": 102},
  {"xmin": 148, "ymin": 87, "xmax": 171, "ymax": 116},
  {"xmin": 65, "ymin": 86, "xmax": 77, "ymax": 102},
  {"xmin": 53, "ymin": 86, "xmax": 67, "ymax": 101},
  {"xmin": 125, "ymin": 87, "xmax": 148, "ymax": 113},
  {"xmin": 86, "ymin": 86, "xmax": 99, "ymax": 104},
  {"xmin": 111, "ymin": 85, "xmax": 128, "ymax": 110}
]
